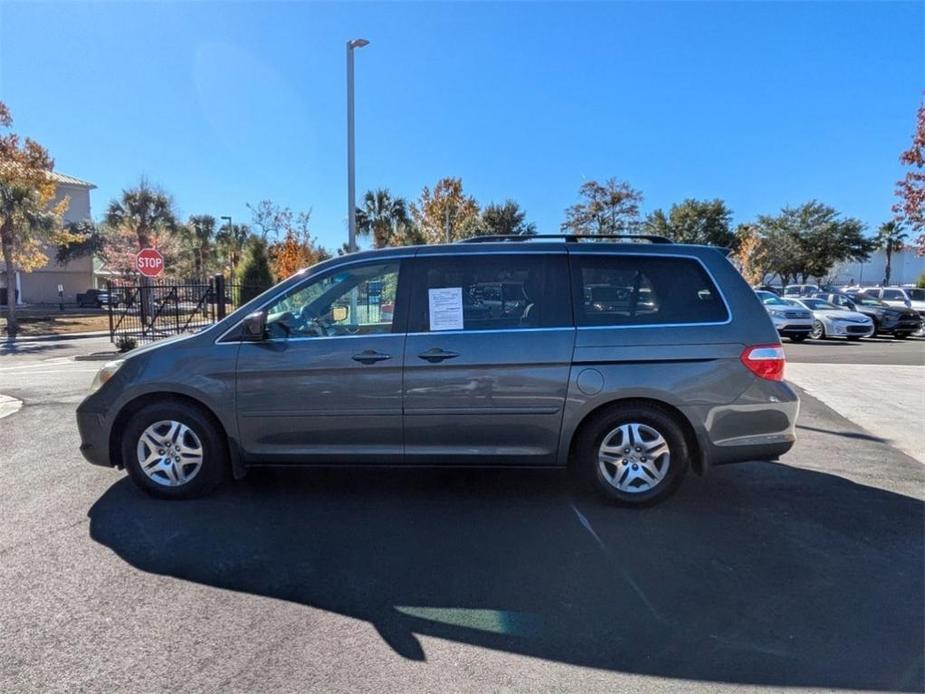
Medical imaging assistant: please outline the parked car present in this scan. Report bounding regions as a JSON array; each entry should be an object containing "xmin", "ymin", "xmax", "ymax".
[
  {"xmin": 76, "ymin": 289, "xmax": 112, "ymax": 308},
  {"xmin": 856, "ymin": 286, "xmax": 925, "ymax": 336},
  {"xmin": 814, "ymin": 291, "xmax": 923, "ymax": 338},
  {"xmin": 755, "ymin": 290, "xmax": 814, "ymax": 341},
  {"xmin": 752, "ymin": 284, "xmax": 781, "ymax": 296},
  {"xmin": 782, "ymin": 284, "xmax": 821, "ymax": 297},
  {"xmin": 77, "ymin": 236, "xmax": 799, "ymax": 507},
  {"xmin": 782, "ymin": 297, "xmax": 873, "ymax": 340}
]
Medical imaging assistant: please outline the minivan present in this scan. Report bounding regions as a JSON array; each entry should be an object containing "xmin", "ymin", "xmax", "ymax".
[{"xmin": 77, "ymin": 235, "xmax": 799, "ymax": 506}]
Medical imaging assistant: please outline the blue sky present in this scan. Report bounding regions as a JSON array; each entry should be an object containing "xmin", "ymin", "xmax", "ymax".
[{"xmin": 1, "ymin": 1, "xmax": 922, "ymax": 250}]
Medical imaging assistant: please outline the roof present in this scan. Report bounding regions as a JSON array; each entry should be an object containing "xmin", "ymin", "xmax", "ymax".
[{"xmin": 48, "ymin": 171, "xmax": 96, "ymax": 189}]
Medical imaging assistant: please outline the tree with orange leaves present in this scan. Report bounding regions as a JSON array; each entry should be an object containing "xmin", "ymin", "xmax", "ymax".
[
  {"xmin": 0, "ymin": 101, "xmax": 69, "ymax": 336},
  {"xmin": 894, "ymin": 98, "xmax": 925, "ymax": 255}
]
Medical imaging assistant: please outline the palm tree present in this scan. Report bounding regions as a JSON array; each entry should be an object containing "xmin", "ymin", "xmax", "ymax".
[
  {"xmin": 187, "ymin": 214, "xmax": 216, "ymax": 279},
  {"xmin": 216, "ymin": 222, "xmax": 251, "ymax": 275},
  {"xmin": 104, "ymin": 181, "xmax": 177, "ymax": 329},
  {"xmin": 875, "ymin": 221, "xmax": 908, "ymax": 286},
  {"xmin": 355, "ymin": 189, "xmax": 410, "ymax": 248},
  {"xmin": 104, "ymin": 180, "xmax": 177, "ymax": 250}
]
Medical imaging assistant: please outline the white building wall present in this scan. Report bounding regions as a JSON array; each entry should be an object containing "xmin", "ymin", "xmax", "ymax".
[{"xmin": 830, "ymin": 247, "xmax": 925, "ymax": 287}]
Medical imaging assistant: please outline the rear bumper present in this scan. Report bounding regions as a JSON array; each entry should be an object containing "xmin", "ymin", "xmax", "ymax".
[
  {"xmin": 685, "ymin": 379, "xmax": 800, "ymax": 469},
  {"xmin": 76, "ymin": 408, "xmax": 113, "ymax": 467}
]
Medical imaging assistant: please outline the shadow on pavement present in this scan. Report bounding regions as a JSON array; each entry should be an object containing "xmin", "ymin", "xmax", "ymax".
[
  {"xmin": 796, "ymin": 423, "xmax": 888, "ymax": 444},
  {"xmin": 0, "ymin": 340, "xmax": 72, "ymax": 356},
  {"xmin": 88, "ymin": 463, "xmax": 923, "ymax": 691}
]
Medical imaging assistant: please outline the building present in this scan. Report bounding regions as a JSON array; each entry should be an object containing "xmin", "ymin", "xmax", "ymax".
[
  {"xmin": 830, "ymin": 246, "xmax": 925, "ymax": 287},
  {"xmin": 0, "ymin": 171, "xmax": 96, "ymax": 305}
]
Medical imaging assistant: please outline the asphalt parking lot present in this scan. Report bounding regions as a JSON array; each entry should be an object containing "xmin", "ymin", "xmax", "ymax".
[{"xmin": 1, "ymin": 335, "xmax": 923, "ymax": 693}]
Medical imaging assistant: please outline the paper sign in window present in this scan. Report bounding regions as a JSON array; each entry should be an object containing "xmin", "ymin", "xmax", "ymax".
[{"xmin": 428, "ymin": 287, "xmax": 464, "ymax": 331}]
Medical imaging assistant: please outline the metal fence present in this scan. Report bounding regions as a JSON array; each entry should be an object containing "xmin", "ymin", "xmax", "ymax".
[{"xmin": 107, "ymin": 275, "xmax": 269, "ymax": 346}]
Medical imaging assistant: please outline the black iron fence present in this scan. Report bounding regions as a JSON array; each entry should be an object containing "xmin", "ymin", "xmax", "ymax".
[{"xmin": 107, "ymin": 275, "xmax": 269, "ymax": 346}]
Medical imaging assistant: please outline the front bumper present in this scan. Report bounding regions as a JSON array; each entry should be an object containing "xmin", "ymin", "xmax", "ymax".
[
  {"xmin": 827, "ymin": 321, "xmax": 874, "ymax": 337},
  {"xmin": 76, "ymin": 408, "xmax": 113, "ymax": 467}
]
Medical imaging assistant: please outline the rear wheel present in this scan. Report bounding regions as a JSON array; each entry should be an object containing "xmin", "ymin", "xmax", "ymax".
[
  {"xmin": 810, "ymin": 320, "xmax": 825, "ymax": 340},
  {"xmin": 121, "ymin": 401, "xmax": 227, "ymax": 499},
  {"xmin": 575, "ymin": 404, "xmax": 689, "ymax": 507}
]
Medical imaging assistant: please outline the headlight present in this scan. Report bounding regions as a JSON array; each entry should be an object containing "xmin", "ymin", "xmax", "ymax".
[
  {"xmin": 768, "ymin": 309, "xmax": 786, "ymax": 318},
  {"xmin": 89, "ymin": 359, "xmax": 125, "ymax": 393}
]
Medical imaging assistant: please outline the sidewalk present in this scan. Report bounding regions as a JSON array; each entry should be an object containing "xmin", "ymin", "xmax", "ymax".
[{"xmin": 786, "ymin": 362, "xmax": 925, "ymax": 463}]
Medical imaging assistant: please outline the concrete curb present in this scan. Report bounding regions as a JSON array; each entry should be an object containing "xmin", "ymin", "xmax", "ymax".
[{"xmin": 74, "ymin": 352, "xmax": 122, "ymax": 362}]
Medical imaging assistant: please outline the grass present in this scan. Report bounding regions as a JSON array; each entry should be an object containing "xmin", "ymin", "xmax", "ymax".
[{"xmin": 0, "ymin": 307, "xmax": 111, "ymax": 337}]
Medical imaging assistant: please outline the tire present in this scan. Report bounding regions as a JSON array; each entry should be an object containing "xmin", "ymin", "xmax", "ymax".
[
  {"xmin": 789, "ymin": 333, "xmax": 808, "ymax": 343},
  {"xmin": 847, "ymin": 336, "xmax": 862, "ymax": 341},
  {"xmin": 574, "ymin": 404, "xmax": 690, "ymax": 507},
  {"xmin": 121, "ymin": 401, "xmax": 227, "ymax": 499},
  {"xmin": 810, "ymin": 320, "xmax": 825, "ymax": 340}
]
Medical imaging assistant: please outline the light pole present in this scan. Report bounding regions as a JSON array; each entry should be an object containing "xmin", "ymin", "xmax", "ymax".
[{"xmin": 346, "ymin": 38, "xmax": 369, "ymax": 254}]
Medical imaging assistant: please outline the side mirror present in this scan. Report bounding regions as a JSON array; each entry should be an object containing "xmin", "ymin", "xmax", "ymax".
[{"xmin": 241, "ymin": 311, "xmax": 266, "ymax": 341}]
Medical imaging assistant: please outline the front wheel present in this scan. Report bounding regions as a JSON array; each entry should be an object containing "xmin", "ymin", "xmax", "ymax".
[
  {"xmin": 575, "ymin": 404, "xmax": 689, "ymax": 507},
  {"xmin": 789, "ymin": 333, "xmax": 808, "ymax": 343},
  {"xmin": 121, "ymin": 401, "xmax": 227, "ymax": 499},
  {"xmin": 810, "ymin": 320, "xmax": 825, "ymax": 340}
]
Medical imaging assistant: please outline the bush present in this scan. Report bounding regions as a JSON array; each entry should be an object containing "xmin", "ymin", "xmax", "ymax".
[
  {"xmin": 917, "ymin": 271, "xmax": 925, "ymax": 289},
  {"xmin": 236, "ymin": 237, "xmax": 274, "ymax": 304},
  {"xmin": 115, "ymin": 335, "xmax": 137, "ymax": 352}
]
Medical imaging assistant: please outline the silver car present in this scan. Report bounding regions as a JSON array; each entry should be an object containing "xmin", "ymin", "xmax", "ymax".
[
  {"xmin": 77, "ymin": 236, "xmax": 800, "ymax": 507},
  {"xmin": 755, "ymin": 290, "xmax": 814, "ymax": 342},
  {"xmin": 784, "ymin": 297, "xmax": 874, "ymax": 340}
]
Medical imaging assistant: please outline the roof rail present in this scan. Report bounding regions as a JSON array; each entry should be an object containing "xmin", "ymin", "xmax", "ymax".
[{"xmin": 458, "ymin": 233, "xmax": 673, "ymax": 244}]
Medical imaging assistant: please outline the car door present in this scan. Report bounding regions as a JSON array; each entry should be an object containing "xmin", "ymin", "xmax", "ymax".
[
  {"xmin": 402, "ymin": 250, "xmax": 574, "ymax": 466},
  {"xmin": 234, "ymin": 258, "xmax": 410, "ymax": 464}
]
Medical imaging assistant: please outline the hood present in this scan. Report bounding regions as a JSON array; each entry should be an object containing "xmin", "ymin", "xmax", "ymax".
[
  {"xmin": 824, "ymin": 310, "xmax": 871, "ymax": 323},
  {"xmin": 121, "ymin": 332, "xmax": 199, "ymax": 361}
]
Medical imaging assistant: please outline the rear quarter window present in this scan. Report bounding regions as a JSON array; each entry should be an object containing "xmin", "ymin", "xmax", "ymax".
[{"xmin": 571, "ymin": 255, "xmax": 729, "ymax": 327}]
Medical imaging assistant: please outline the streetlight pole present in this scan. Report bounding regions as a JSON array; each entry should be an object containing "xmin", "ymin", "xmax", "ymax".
[{"xmin": 346, "ymin": 38, "xmax": 369, "ymax": 254}]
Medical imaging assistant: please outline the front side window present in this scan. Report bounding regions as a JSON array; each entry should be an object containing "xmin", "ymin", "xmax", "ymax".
[
  {"xmin": 881, "ymin": 289, "xmax": 905, "ymax": 301},
  {"xmin": 409, "ymin": 254, "xmax": 569, "ymax": 332},
  {"xmin": 264, "ymin": 261, "xmax": 400, "ymax": 339},
  {"xmin": 572, "ymin": 255, "xmax": 728, "ymax": 326}
]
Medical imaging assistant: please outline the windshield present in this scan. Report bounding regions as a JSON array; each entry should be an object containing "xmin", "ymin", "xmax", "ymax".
[
  {"xmin": 849, "ymin": 295, "xmax": 888, "ymax": 307},
  {"xmin": 801, "ymin": 298, "xmax": 838, "ymax": 311},
  {"xmin": 756, "ymin": 291, "xmax": 787, "ymax": 306}
]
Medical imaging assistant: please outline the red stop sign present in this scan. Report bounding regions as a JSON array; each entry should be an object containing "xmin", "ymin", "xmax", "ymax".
[{"xmin": 135, "ymin": 248, "xmax": 164, "ymax": 277}]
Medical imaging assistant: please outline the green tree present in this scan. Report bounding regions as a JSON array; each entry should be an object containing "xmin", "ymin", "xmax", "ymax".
[
  {"xmin": 355, "ymin": 189, "xmax": 411, "ymax": 248},
  {"xmin": 875, "ymin": 221, "xmax": 908, "ymax": 286},
  {"xmin": 56, "ymin": 220, "xmax": 105, "ymax": 265},
  {"xmin": 187, "ymin": 214, "xmax": 216, "ymax": 279},
  {"xmin": 470, "ymin": 200, "xmax": 537, "ymax": 236},
  {"xmin": 236, "ymin": 236, "xmax": 274, "ymax": 303},
  {"xmin": 562, "ymin": 178, "xmax": 643, "ymax": 236},
  {"xmin": 216, "ymin": 222, "xmax": 251, "ymax": 276},
  {"xmin": 103, "ymin": 180, "xmax": 178, "ymax": 271},
  {"xmin": 754, "ymin": 201, "xmax": 871, "ymax": 284},
  {"xmin": 644, "ymin": 199, "xmax": 735, "ymax": 248}
]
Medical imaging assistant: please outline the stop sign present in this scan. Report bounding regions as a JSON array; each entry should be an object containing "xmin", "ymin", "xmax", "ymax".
[{"xmin": 135, "ymin": 248, "xmax": 164, "ymax": 277}]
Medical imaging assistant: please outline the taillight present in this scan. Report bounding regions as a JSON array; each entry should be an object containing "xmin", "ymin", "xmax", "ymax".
[{"xmin": 741, "ymin": 344, "xmax": 785, "ymax": 381}]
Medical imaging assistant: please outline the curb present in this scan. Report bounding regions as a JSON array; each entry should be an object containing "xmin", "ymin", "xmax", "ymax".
[
  {"xmin": 75, "ymin": 351, "xmax": 122, "ymax": 362},
  {"xmin": 2, "ymin": 330, "xmax": 111, "ymax": 343}
]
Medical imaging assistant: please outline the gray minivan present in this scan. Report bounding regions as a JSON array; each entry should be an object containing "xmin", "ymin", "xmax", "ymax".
[{"xmin": 77, "ymin": 236, "xmax": 799, "ymax": 506}]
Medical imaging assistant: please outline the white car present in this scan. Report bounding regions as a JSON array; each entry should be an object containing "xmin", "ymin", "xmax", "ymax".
[
  {"xmin": 755, "ymin": 290, "xmax": 814, "ymax": 342},
  {"xmin": 783, "ymin": 297, "xmax": 874, "ymax": 340}
]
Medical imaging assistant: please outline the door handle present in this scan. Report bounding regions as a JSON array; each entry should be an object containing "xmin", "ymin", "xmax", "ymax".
[
  {"xmin": 352, "ymin": 350, "xmax": 391, "ymax": 364},
  {"xmin": 417, "ymin": 348, "xmax": 460, "ymax": 363}
]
